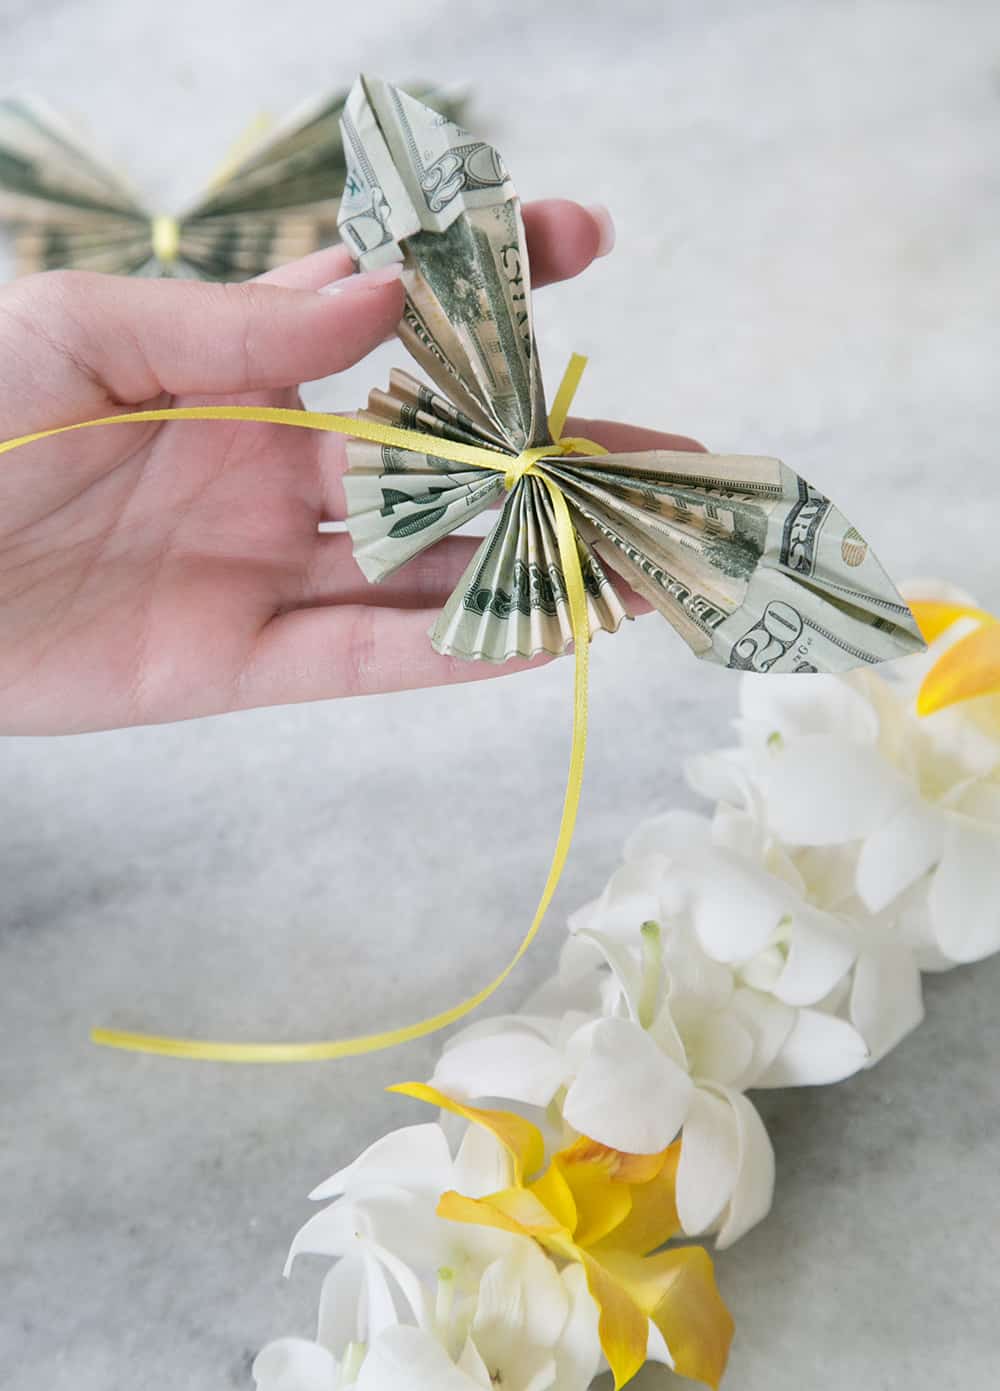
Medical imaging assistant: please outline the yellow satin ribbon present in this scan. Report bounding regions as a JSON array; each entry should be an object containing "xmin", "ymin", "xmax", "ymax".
[{"xmin": 0, "ymin": 355, "xmax": 606, "ymax": 1061}]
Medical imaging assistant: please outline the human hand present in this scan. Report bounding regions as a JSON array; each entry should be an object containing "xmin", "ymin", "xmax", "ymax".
[{"xmin": 0, "ymin": 202, "xmax": 703, "ymax": 735}]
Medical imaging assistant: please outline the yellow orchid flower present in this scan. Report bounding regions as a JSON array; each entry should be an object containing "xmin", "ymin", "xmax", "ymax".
[
  {"xmin": 391, "ymin": 1083, "xmax": 733, "ymax": 1391},
  {"xmin": 911, "ymin": 599, "xmax": 1000, "ymax": 717}
]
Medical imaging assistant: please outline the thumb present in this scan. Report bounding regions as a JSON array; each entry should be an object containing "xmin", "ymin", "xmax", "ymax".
[{"xmin": 0, "ymin": 263, "xmax": 404, "ymax": 414}]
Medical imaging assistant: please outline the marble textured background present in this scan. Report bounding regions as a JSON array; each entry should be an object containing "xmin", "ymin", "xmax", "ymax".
[{"xmin": 1, "ymin": 2, "xmax": 998, "ymax": 1387}]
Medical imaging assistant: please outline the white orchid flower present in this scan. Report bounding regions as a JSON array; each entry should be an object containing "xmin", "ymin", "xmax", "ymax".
[
  {"xmin": 255, "ymin": 1258, "xmax": 595, "ymax": 1391},
  {"xmin": 690, "ymin": 642, "xmax": 1000, "ymax": 968},
  {"xmin": 255, "ymin": 1120, "xmax": 601, "ymax": 1391},
  {"xmin": 353, "ymin": 1256, "xmax": 598, "ymax": 1391},
  {"xmin": 431, "ymin": 802, "xmax": 886, "ymax": 1248}
]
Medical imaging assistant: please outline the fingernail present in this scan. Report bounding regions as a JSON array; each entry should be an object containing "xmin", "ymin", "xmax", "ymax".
[
  {"xmin": 319, "ymin": 262, "xmax": 403, "ymax": 295},
  {"xmin": 587, "ymin": 204, "xmax": 616, "ymax": 258}
]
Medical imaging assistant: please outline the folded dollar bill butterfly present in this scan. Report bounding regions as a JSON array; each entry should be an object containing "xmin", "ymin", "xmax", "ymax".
[
  {"xmin": 338, "ymin": 76, "xmax": 923, "ymax": 673},
  {"xmin": 0, "ymin": 85, "xmax": 462, "ymax": 280}
]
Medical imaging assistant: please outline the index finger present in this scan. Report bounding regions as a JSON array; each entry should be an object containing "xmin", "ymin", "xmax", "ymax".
[{"xmin": 258, "ymin": 199, "xmax": 615, "ymax": 292}]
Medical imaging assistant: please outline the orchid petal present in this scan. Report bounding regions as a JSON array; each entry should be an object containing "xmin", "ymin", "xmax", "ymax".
[
  {"xmin": 949, "ymin": 780, "xmax": 1000, "ymax": 824},
  {"xmin": 576, "ymin": 1251, "xmax": 650, "ymax": 1390},
  {"xmin": 737, "ymin": 944, "xmax": 784, "ymax": 994},
  {"xmin": 762, "ymin": 735, "xmax": 911, "ymax": 845},
  {"xmin": 711, "ymin": 802, "xmax": 767, "ymax": 860},
  {"xmin": 562, "ymin": 1018, "xmax": 694, "ymax": 1154},
  {"xmin": 252, "ymin": 1338, "xmax": 339, "ymax": 1391},
  {"xmin": 648, "ymin": 1248, "xmax": 734, "ymax": 1390},
  {"xmin": 468, "ymin": 1245, "xmax": 572, "ymax": 1376},
  {"xmin": 390, "ymin": 1084, "xmax": 544, "ymax": 1184},
  {"xmin": 762, "ymin": 839, "xmax": 810, "ymax": 896},
  {"xmin": 431, "ymin": 1030, "xmax": 565, "ymax": 1108},
  {"xmin": 526, "ymin": 968, "xmax": 605, "ymax": 1018},
  {"xmin": 355, "ymin": 1326, "xmax": 477, "ymax": 1391},
  {"xmin": 892, "ymin": 885, "xmax": 945, "ymax": 969},
  {"xmin": 583, "ymin": 858, "xmax": 680, "ymax": 938},
  {"xmin": 284, "ymin": 1199, "xmax": 364, "ymax": 1273},
  {"xmin": 685, "ymin": 749, "xmax": 755, "ymax": 808},
  {"xmin": 470, "ymin": 1253, "xmax": 527, "ymax": 1337},
  {"xmin": 918, "ymin": 619, "xmax": 1000, "ymax": 716},
  {"xmin": 559, "ymin": 930, "xmax": 609, "ymax": 983},
  {"xmin": 594, "ymin": 1246, "xmax": 734, "ymax": 1391},
  {"xmin": 286, "ymin": 1190, "xmax": 447, "ymax": 1279},
  {"xmin": 553, "ymin": 1266, "xmax": 603, "ymax": 1391},
  {"xmin": 673, "ymin": 1085, "xmax": 773, "ymax": 1248},
  {"xmin": 676, "ymin": 1089, "xmax": 740, "ymax": 1236},
  {"xmin": 573, "ymin": 928, "xmax": 645, "ymax": 1022},
  {"xmin": 452, "ymin": 1120, "xmax": 514, "ymax": 1199},
  {"xmin": 456, "ymin": 1337, "xmax": 492, "ymax": 1386},
  {"xmin": 439, "ymin": 1186, "xmax": 565, "ymax": 1243},
  {"xmin": 623, "ymin": 811, "xmax": 713, "ymax": 863},
  {"xmin": 528, "ymin": 1159, "xmax": 580, "ymax": 1234},
  {"xmin": 685, "ymin": 849, "xmax": 797, "ymax": 961},
  {"xmin": 315, "ymin": 1241, "xmax": 429, "ymax": 1354},
  {"xmin": 647, "ymin": 999, "xmax": 690, "ymax": 1071},
  {"xmin": 726, "ymin": 987, "xmax": 797, "ymax": 1085},
  {"xmin": 513, "ymin": 1243, "xmax": 575, "ymax": 1352},
  {"xmin": 589, "ymin": 1144, "xmax": 682, "ymax": 1258},
  {"xmin": 927, "ymin": 817, "xmax": 1000, "ymax": 962},
  {"xmin": 361, "ymin": 1247, "xmax": 403, "ymax": 1342},
  {"xmin": 316, "ymin": 1254, "xmax": 367, "ymax": 1354},
  {"xmin": 793, "ymin": 843, "xmax": 860, "ymax": 912},
  {"xmin": 550, "ymin": 1141, "xmax": 634, "ymax": 1247},
  {"xmin": 908, "ymin": 598, "xmax": 995, "ymax": 645},
  {"xmin": 309, "ymin": 1125, "xmax": 453, "ymax": 1201},
  {"xmin": 754, "ymin": 1008, "xmax": 868, "ymax": 1087},
  {"xmin": 684, "ymin": 1011, "xmax": 754, "ymax": 1087},
  {"xmin": 855, "ymin": 800, "xmax": 944, "ymax": 912},
  {"xmin": 442, "ymin": 1012, "xmax": 562, "ymax": 1050},
  {"xmin": 714, "ymin": 1091, "xmax": 775, "ymax": 1249},
  {"xmin": 566, "ymin": 895, "xmax": 602, "ymax": 937},
  {"xmin": 661, "ymin": 932, "xmax": 735, "ymax": 1019},
  {"xmin": 771, "ymin": 910, "xmax": 856, "ymax": 1007},
  {"xmin": 849, "ymin": 945, "xmax": 924, "ymax": 1064},
  {"xmin": 740, "ymin": 668, "xmax": 880, "ymax": 742}
]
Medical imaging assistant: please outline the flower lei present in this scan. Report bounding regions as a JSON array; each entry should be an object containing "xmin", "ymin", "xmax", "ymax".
[{"xmin": 253, "ymin": 583, "xmax": 1000, "ymax": 1390}]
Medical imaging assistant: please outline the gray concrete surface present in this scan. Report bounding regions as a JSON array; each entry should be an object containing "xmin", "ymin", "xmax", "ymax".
[{"xmin": 1, "ymin": 2, "xmax": 998, "ymax": 1387}]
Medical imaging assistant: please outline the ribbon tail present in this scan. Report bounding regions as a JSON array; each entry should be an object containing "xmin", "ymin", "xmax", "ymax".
[
  {"xmin": 93, "ymin": 480, "xmax": 590, "ymax": 1062},
  {"xmin": 92, "ymin": 520, "xmax": 589, "ymax": 1060},
  {"xmin": 548, "ymin": 352, "xmax": 589, "ymax": 440}
]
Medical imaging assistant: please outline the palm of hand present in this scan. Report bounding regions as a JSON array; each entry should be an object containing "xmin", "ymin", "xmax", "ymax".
[
  {"xmin": 0, "ymin": 203, "xmax": 701, "ymax": 735},
  {"xmin": 0, "ymin": 383, "xmax": 334, "ymax": 731}
]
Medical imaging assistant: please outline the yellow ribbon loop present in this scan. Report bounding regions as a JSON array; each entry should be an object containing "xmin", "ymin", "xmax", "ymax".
[
  {"xmin": 1, "ymin": 355, "xmax": 604, "ymax": 1063},
  {"xmin": 150, "ymin": 215, "xmax": 181, "ymax": 266}
]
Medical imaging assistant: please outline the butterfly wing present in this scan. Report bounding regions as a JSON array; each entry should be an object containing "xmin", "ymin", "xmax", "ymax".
[
  {"xmin": 176, "ymin": 84, "xmax": 466, "ymax": 281},
  {"xmin": 338, "ymin": 75, "xmax": 547, "ymax": 453},
  {"xmin": 549, "ymin": 451, "xmax": 924, "ymax": 673},
  {"xmin": 0, "ymin": 97, "xmax": 154, "ymax": 275}
]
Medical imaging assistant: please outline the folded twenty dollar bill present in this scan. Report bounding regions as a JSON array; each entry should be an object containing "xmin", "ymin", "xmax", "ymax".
[
  {"xmin": 0, "ymin": 84, "xmax": 462, "ymax": 280},
  {"xmin": 337, "ymin": 75, "xmax": 924, "ymax": 672}
]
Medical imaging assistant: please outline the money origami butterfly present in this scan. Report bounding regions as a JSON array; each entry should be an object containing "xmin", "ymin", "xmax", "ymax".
[
  {"xmin": 0, "ymin": 85, "xmax": 461, "ymax": 280},
  {"xmin": 337, "ymin": 76, "xmax": 923, "ymax": 672}
]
